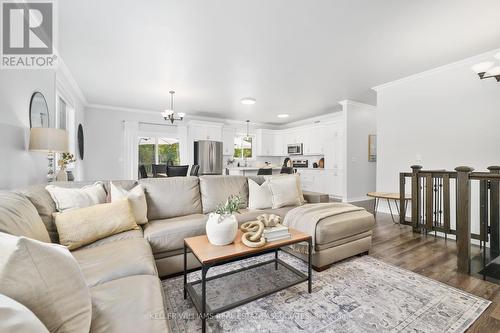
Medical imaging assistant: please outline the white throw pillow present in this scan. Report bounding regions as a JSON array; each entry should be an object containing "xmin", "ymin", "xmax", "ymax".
[
  {"xmin": 264, "ymin": 174, "xmax": 305, "ymax": 204},
  {"xmin": 268, "ymin": 175, "xmax": 302, "ymax": 208},
  {"xmin": 0, "ymin": 233, "xmax": 92, "ymax": 333},
  {"xmin": 45, "ymin": 182, "xmax": 107, "ymax": 212},
  {"xmin": 0, "ymin": 294, "xmax": 49, "ymax": 333},
  {"xmin": 110, "ymin": 182, "xmax": 148, "ymax": 224},
  {"xmin": 248, "ymin": 179, "xmax": 273, "ymax": 210}
]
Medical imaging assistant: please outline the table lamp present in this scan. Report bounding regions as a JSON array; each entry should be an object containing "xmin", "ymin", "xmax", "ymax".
[{"xmin": 29, "ymin": 128, "xmax": 69, "ymax": 182}]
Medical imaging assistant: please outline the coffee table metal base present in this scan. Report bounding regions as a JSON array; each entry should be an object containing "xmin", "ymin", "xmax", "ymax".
[{"xmin": 183, "ymin": 240, "xmax": 312, "ymax": 333}]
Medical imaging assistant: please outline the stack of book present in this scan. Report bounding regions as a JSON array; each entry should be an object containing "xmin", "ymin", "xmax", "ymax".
[{"xmin": 263, "ymin": 224, "xmax": 291, "ymax": 242}]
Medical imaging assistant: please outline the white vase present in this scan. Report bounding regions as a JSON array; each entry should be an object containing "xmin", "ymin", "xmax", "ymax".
[
  {"xmin": 206, "ymin": 213, "xmax": 238, "ymax": 246},
  {"xmin": 55, "ymin": 168, "xmax": 68, "ymax": 181}
]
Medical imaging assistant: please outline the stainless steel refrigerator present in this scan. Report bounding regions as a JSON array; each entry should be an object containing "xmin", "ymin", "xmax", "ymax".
[{"xmin": 193, "ymin": 140, "xmax": 223, "ymax": 175}]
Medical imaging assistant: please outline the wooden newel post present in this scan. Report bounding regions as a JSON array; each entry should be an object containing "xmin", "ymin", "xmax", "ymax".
[
  {"xmin": 410, "ymin": 165, "xmax": 422, "ymax": 232},
  {"xmin": 487, "ymin": 166, "xmax": 500, "ymax": 258},
  {"xmin": 455, "ymin": 166, "xmax": 474, "ymax": 274}
]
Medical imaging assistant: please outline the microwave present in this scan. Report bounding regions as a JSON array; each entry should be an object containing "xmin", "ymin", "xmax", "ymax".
[{"xmin": 287, "ymin": 143, "xmax": 303, "ymax": 155}]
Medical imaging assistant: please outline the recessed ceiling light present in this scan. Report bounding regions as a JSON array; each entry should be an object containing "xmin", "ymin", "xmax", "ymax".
[
  {"xmin": 277, "ymin": 114, "xmax": 290, "ymax": 118},
  {"xmin": 241, "ymin": 98, "xmax": 256, "ymax": 105}
]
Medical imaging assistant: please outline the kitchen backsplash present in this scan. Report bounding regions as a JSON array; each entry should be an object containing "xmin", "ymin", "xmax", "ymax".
[{"xmin": 224, "ymin": 155, "xmax": 325, "ymax": 168}]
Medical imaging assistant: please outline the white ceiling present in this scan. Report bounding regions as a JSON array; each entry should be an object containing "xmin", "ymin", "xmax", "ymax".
[{"xmin": 59, "ymin": 0, "xmax": 500, "ymax": 124}]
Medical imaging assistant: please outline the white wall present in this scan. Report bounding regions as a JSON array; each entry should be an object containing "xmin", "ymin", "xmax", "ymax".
[
  {"xmin": 84, "ymin": 106, "xmax": 184, "ymax": 180},
  {"xmin": 375, "ymin": 49, "xmax": 500, "ymax": 232},
  {"xmin": 342, "ymin": 101, "xmax": 377, "ymax": 201},
  {"xmin": 0, "ymin": 70, "xmax": 56, "ymax": 189}
]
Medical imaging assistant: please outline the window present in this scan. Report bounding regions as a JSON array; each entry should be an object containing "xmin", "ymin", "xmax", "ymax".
[
  {"xmin": 138, "ymin": 136, "xmax": 180, "ymax": 177},
  {"xmin": 56, "ymin": 95, "xmax": 75, "ymax": 167},
  {"xmin": 233, "ymin": 135, "xmax": 253, "ymax": 159}
]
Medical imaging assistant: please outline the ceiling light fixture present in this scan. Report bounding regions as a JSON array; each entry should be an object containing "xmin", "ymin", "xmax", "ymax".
[
  {"xmin": 161, "ymin": 91, "xmax": 186, "ymax": 124},
  {"xmin": 471, "ymin": 61, "xmax": 500, "ymax": 82},
  {"xmin": 241, "ymin": 97, "xmax": 256, "ymax": 105},
  {"xmin": 277, "ymin": 114, "xmax": 290, "ymax": 119}
]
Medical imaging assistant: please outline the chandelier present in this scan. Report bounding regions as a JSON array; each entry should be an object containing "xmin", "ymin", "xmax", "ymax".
[{"xmin": 161, "ymin": 91, "xmax": 186, "ymax": 124}]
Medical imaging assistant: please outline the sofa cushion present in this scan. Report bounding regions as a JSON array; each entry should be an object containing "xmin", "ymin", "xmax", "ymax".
[
  {"xmin": 79, "ymin": 229, "xmax": 144, "ymax": 250},
  {"xmin": 0, "ymin": 191, "xmax": 51, "ymax": 242},
  {"xmin": 315, "ymin": 209, "xmax": 375, "ymax": 245},
  {"xmin": 18, "ymin": 185, "xmax": 59, "ymax": 242},
  {"xmin": 140, "ymin": 177, "xmax": 202, "ymax": 220},
  {"xmin": 236, "ymin": 206, "xmax": 296, "ymax": 225},
  {"xmin": 72, "ymin": 238, "xmax": 157, "ymax": 287},
  {"xmin": 55, "ymin": 199, "xmax": 139, "ymax": 250},
  {"xmin": 0, "ymin": 233, "xmax": 92, "ymax": 333},
  {"xmin": 144, "ymin": 214, "xmax": 208, "ymax": 254},
  {"xmin": 199, "ymin": 175, "xmax": 248, "ymax": 213},
  {"xmin": 90, "ymin": 275, "xmax": 168, "ymax": 333},
  {"xmin": 0, "ymin": 294, "xmax": 49, "ymax": 333}
]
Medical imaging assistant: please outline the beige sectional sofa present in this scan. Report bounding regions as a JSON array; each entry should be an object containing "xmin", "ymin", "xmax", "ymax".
[{"xmin": 0, "ymin": 175, "xmax": 375, "ymax": 332}]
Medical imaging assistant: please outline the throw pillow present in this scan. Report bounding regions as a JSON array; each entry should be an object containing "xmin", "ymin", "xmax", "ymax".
[
  {"xmin": 110, "ymin": 182, "xmax": 148, "ymax": 224},
  {"xmin": 0, "ymin": 233, "xmax": 92, "ymax": 333},
  {"xmin": 45, "ymin": 182, "xmax": 107, "ymax": 212},
  {"xmin": 248, "ymin": 179, "xmax": 273, "ymax": 210},
  {"xmin": 0, "ymin": 294, "xmax": 49, "ymax": 333},
  {"xmin": 55, "ymin": 199, "xmax": 139, "ymax": 250},
  {"xmin": 268, "ymin": 175, "xmax": 302, "ymax": 208},
  {"xmin": 264, "ymin": 174, "xmax": 306, "ymax": 204}
]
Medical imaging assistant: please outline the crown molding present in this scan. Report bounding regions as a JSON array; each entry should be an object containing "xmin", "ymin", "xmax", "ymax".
[
  {"xmin": 372, "ymin": 48, "xmax": 500, "ymax": 92},
  {"xmin": 338, "ymin": 99, "xmax": 376, "ymax": 110}
]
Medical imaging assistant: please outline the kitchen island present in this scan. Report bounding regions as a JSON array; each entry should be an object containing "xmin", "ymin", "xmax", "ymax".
[{"xmin": 226, "ymin": 167, "xmax": 282, "ymax": 176}]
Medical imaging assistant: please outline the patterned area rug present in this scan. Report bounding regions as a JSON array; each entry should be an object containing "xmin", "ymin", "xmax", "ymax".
[{"xmin": 162, "ymin": 252, "xmax": 490, "ymax": 332}]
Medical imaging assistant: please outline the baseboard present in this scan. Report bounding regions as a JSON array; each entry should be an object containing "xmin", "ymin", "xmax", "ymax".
[{"xmin": 348, "ymin": 196, "xmax": 371, "ymax": 203}]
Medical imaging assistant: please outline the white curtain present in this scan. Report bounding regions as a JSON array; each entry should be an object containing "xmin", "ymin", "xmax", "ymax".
[{"xmin": 122, "ymin": 120, "xmax": 139, "ymax": 180}]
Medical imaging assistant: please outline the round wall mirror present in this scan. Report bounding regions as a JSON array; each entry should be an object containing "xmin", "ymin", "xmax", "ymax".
[{"xmin": 29, "ymin": 92, "xmax": 50, "ymax": 128}]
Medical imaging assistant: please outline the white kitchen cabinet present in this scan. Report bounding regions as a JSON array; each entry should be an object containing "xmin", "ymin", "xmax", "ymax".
[
  {"xmin": 222, "ymin": 128, "xmax": 235, "ymax": 155},
  {"xmin": 190, "ymin": 123, "xmax": 222, "ymax": 141},
  {"xmin": 256, "ymin": 129, "xmax": 275, "ymax": 156}
]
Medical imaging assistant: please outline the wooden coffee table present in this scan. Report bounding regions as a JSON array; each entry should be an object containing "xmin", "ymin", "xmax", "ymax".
[{"xmin": 183, "ymin": 228, "xmax": 312, "ymax": 332}]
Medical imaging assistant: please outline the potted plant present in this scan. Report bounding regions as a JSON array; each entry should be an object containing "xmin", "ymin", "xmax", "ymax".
[
  {"xmin": 56, "ymin": 153, "xmax": 76, "ymax": 181},
  {"xmin": 206, "ymin": 195, "xmax": 241, "ymax": 246}
]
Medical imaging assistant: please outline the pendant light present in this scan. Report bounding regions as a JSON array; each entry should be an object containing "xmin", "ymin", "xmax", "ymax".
[{"xmin": 161, "ymin": 91, "xmax": 186, "ymax": 124}]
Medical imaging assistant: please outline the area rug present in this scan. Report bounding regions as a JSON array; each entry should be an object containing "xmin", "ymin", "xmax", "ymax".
[{"xmin": 162, "ymin": 252, "xmax": 490, "ymax": 332}]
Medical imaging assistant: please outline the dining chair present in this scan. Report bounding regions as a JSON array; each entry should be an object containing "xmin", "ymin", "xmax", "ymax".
[
  {"xmin": 152, "ymin": 164, "xmax": 167, "ymax": 178},
  {"xmin": 167, "ymin": 165, "xmax": 189, "ymax": 177},
  {"xmin": 257, "ymin": 168, "xmax": 273, "ymax": 176},
  {"xmin": 190, "ymin": 165, "xmax": 200, "ymax": 176},
  {"xmin": 138, "ymin": 165, "xmax": 148, "ymax": 179},
  {"xmin": 280, "ymin": 167, "xmax": 294, "ymax": 174}
]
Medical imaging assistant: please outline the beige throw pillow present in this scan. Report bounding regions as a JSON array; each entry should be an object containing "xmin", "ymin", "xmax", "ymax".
[
  {"xmin": 110, "ymin": 182, "xmax": 148, "ymax": 224},
  {"xmin": 248, "ymin": 179, "xmax": 273, "ymax": 210},
  {"xmin": 264, "ymin": 174, "xmax": 305, "ymax": 205},
  {"xmin": 0, "ymin": 233, "xmax": 92, "ymax": 333},
  {"xmin": 0, "ymin": 294, "xmax": 49, "ymax": 333},
  {"xmin": 55, "ymin": 199, "xmax": 139, "ymax": 250},
  {"xmin": 268, "ymin": 175, "xmax": 302, "ymax": 209},
  {"xmin": 46, "ymin": 182, "xmax": 107, "ymax": 212}
]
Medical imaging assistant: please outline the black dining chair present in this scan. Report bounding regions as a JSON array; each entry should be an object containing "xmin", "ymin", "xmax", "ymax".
[
  {"xmin": 280, "ymin": 167, "xmax": 294, "ymax": 174},
  {"xmin": 257, "ymin": 168, "xmax": 273, "ymax": 176},
  {"xmin": 152, "ymin": 164, "xmax": 167, "ymax": 178},
  {"xmin": 167, "ymin": 165, "xmax": 189, "ymax": 177},
  {"xmin": 190, "ymin": 165, "xmax": 200, "ymax": 176},
  {"xmin": 138, "ymin": 165, "xmax": 148, "ymax": 179}
]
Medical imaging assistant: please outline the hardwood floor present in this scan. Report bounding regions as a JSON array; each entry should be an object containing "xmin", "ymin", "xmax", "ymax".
[{"xmin": 362, "ymin": 202, "xmax": 500, "ymax": 332}]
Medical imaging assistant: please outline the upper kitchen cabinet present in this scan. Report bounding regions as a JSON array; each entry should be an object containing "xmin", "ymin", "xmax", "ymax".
[
  {"xmin": 190, "ymin": 121, "xmax": 223, "ymax": 141},
  {"xmin": 222, "ymin": 127, "xmax": 235, "ymax": 155},
  {"xmin": 255, "ymin": 129, "xmax": 275, "ymax": 156}
]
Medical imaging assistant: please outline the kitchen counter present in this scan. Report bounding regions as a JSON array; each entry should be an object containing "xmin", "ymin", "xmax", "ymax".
[
  {"xmin": 226, "ymin": 167, "xmax": 282, "ymax": 170},
  {"xmin": 226, "ymin": 167, "xmax": 282, "ymax": 176}
]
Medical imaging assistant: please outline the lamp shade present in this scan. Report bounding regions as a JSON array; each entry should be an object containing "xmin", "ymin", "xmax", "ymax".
[{"xmin": 29, "ymin": 128, "xmax": 68, "ymax": 153}]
